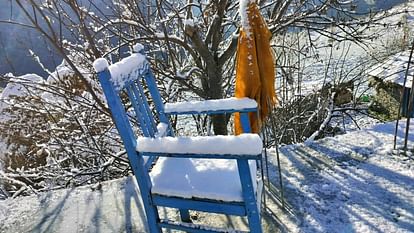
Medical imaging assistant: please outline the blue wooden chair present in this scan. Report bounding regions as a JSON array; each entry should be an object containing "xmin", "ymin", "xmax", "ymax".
[{"xmin": 94, "ymin": 46, "xmax": 264, "ymax": 233}]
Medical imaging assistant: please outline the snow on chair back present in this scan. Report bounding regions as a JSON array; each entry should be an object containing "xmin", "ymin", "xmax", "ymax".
[
  {"xmin": 93, "ymin": 47, "xmax": 169, "ymax": 139},
  {"xmin": 94, "ymin": 45, "xmax": 263, "ymax": 233}
]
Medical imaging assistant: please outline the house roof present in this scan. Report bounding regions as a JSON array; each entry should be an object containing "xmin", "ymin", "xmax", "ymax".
[{"xmin": 368, "ymin": 51, "xmax": 413, "ymax": 88}]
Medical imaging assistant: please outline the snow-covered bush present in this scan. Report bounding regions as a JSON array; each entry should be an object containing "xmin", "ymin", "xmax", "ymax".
[
  {"xmin": 0, "ymin": 65, "xmax": 128, "ymax": 198},
  {"xmin": 265, "ymin": 90, "xmax": 331, "ymax": 145}
]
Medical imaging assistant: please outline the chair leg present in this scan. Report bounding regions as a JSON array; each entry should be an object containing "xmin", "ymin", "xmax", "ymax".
[
  {"xmin": 237, "ymin": 160, "xmax": 263, "ymax": 233},
  {"xmin": 179, "ymin": 209, "xmax": 191, "ymax": 222},
  {"xmin": 142, "ymin": 201, "xmax": 162, "ymax": 233},
  {"xmin": 245, "ymin": 206, "xmax": 262, "ymax": 233},
  {"xmin": 132, "ymin": 171, "xmax": 162, "ymax": 233},
  {"xmin": 243, "ymin": 185, "xmax": 262, "ymax": 233}
]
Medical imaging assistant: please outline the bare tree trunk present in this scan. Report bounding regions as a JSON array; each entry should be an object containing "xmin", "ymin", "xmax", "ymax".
[
  {"xmin": 211, "ymin": 115, "xmax": 227, "ymax": 135},
  {"xmin": 209, "ymin": 73, "xmax": 227, "ymax": 135}
]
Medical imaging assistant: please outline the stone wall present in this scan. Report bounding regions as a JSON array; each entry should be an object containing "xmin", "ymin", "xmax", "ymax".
[{"xmin": 369, "ymin": 76, "xmax": 404, "ymax": 120}]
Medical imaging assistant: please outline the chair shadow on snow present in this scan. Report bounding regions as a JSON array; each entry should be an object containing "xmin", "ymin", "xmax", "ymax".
[
  {"xmin": 26, "ymin": 176, "xmax": 149, "ymax": 233},
  {"xmin": 264, "ymin": 138, "xmax": 414, "ymax": 233},
  {"xmin": 262, "ymin": 186, "xmax": 297, "ymax": 233},
  {"xmin": 123, "ymin": 176, "xmax": 148, "ymax": 233},
  {"xmin": 30, "ymin": 188, "xmax": 75, "ymax": 233}
]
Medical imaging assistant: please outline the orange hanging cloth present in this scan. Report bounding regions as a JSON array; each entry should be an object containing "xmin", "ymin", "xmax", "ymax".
[{"xmin": 234, "ymin": 1, "xmax": 277, "ymax": 135}]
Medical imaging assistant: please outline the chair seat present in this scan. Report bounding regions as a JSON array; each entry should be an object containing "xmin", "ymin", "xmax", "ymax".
[{"xmin": 150, "ymin": 157, "xmax": 257, "ymax": 202}]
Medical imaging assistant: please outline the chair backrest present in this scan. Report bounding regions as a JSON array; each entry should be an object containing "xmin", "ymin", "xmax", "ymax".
[{"xmin": 94, "ymin": 49, "xmax": 170, "ymax": 170}]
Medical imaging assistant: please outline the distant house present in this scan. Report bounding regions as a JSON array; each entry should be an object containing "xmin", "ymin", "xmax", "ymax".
[{"xmin": 368, "ymin": 51, "xmax": 414, "ymax": 119}]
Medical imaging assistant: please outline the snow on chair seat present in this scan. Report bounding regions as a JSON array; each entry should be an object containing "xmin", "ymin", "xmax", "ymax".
[
  {"xmin": 136, "ymin": 134, "xmax": 262, "ymax": 156},
  {"xmin": 164, "ymin": 97, "xmax": 258, "ymax": 115},
  {"xmin": 150, "ymin": 157, "xmax": 257, "ymax": 202}
]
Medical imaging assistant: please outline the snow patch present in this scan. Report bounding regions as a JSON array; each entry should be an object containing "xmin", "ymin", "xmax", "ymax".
[
  {"xmin": 155, "ymin": 122, "xmax": 169, "ymax": 137},
  {"xmin": 150, "ymin": 157, "xmax": 257, "ymax": 202},
  {"xmin": 92, "ymin": 58, "xmax": 109, "ymax": 73},
  {"xmin": 239, "ymin": 0, "xmax": 253, "ymax": 37},
  {"xmin": 137, "ymin": 134, "xmax": 262, "ymax": 155},
  {"xmin": 47, "ymin": 61, "xmax": 75, "ymax": 83},
  {"xmin": 93, "ymin": 53, "xmax": 148, "ymax": 91},
  {"xmin": 0, "ymin": 74, "xmax": 43, "ymax": 113},
  {"xmin": 164, "ymin": 97, "xmax": 257, "ymax": 113},
  {"xmin": 1, "ymin": 74, "xmax": 43, "ymax": 98},
  {"xmin": 368, "ymin": 50, "xmax": 413, "ymax": 88},
  {"xmin": 132, "ymin": 43, "xmax": 144, "ymax": 53},
  {"xmin": 183, "ymin": 19, "xmax": 194, "ymax": 27}
]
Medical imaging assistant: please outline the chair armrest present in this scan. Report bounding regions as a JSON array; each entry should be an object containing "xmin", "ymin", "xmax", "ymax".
[
  {"xmin": 164, "ymin": 97, "xmax": 257, "ymax": 115},
  {"xmin": 136, "ymin": 134, "xmax": 262, "ymax": 160}
]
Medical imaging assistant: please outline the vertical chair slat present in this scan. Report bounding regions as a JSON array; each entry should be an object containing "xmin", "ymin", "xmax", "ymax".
[
  {"xmin": 126, "ymin": 85, "xmax": 152, "ymax": 137},
  {"xmin": 129, "ymin": 81, "xmax": 155, "ymax": 136},
  {"xmin": 240, "ymin": 112, "xmax": 252, "ymax": 133},
  {"xmin": 134, "ymin": 79, "xmax": 157, "ymax": 134},
  {"xmin": 144, "ymin": 71, "xmax": 170, "ymax": 125}
]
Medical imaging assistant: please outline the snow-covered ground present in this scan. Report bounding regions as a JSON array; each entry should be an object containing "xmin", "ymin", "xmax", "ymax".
[
  {"xmin": 0, "ymin": 118, "xmax": 412, "ymax": 232},
  {"xmin": 267, "ymin": 118, "xmax": 414, "ymax": 233}
]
